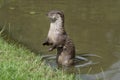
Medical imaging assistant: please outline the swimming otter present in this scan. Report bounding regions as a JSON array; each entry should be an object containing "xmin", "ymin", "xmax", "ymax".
[{"xmin": 43, "ymin": 10, "xmax": 75, "ymax": 66}]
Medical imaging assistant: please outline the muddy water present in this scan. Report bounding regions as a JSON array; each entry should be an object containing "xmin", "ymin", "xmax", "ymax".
[{"xmin": 0, "ymin": 0, "xmax": 120, "ymax": 80}]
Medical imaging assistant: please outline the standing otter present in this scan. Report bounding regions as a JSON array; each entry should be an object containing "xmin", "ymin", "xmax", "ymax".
[{"xmin": 43, "ymin": 10, "xmax": 75, "ymax": 66}]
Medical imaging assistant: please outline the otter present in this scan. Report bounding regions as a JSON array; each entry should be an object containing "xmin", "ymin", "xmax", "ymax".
[{"xmin": 43, "ymin": 10, "xmax": 75, "ymax": 66}]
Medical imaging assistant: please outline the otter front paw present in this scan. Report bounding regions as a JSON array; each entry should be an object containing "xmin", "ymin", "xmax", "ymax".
[
  {"xmin": 42, "ymin": 42, "xmax": 46, "ymax": 46},
  {"xmin": 48, "ymin": 48, "xmax": 53, "ymax": 51},
  {"xmin": 42, "ymin": 42, "xmax": 49, "ymax": 46}
]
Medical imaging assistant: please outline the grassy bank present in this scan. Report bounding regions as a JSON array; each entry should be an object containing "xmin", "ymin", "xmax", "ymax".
[{"xmin": 0, "ymin": 37, "xmax": 75, "ymax": 80}]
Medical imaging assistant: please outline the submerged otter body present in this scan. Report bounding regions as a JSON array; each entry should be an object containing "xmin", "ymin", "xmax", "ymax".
[
  {"xmin": 57, "ymin": 36, "xmax": 75, "ymax": 66},
  {"xmin": 43, "ymin": 10, "xmax": 75, "ymax": 66}
]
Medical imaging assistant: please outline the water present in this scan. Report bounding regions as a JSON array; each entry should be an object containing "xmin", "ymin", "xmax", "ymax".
[{"xmin": 0, "ymin": 0, "xmax": 120, "ymax": 80}]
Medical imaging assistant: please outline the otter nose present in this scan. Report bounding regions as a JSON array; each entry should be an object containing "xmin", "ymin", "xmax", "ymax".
[{"xmin": 46, "ymin": 13, "xmax": 48, "ymax": 16}]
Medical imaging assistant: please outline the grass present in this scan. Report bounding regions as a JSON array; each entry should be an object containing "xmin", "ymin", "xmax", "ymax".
[{"xmin": 0, "ymin": 37, "xmax": 75, "ymax": 80}]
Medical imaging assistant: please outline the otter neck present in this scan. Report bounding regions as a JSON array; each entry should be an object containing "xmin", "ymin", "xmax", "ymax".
[{"xmin": 50, "ymin": 17, "xmax": 65, "ymax": 33}]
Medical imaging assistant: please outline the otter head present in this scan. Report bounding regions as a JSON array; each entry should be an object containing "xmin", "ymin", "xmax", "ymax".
[{"xmin": 47, "ymin": 10, "xmax": 64, "ymax": 23}]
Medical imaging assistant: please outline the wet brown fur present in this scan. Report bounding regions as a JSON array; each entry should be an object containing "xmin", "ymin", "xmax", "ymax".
[{"xmin": 43, "ymin": 10, "xmax": 75, "ymax": 66}]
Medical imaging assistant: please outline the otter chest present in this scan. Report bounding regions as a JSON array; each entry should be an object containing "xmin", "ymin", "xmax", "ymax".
[{"xmin": 48, "ymin": 23, "xmax": 61, "ymax": 42}]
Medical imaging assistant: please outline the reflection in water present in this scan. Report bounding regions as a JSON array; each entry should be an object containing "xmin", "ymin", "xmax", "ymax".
[
  {"xmin": 0, "ymin": 0, "xmax": 120, "ymax": 80},
  {"xmin": 42, "ymin": 54, "xmax": 101, "ymax": 70}
]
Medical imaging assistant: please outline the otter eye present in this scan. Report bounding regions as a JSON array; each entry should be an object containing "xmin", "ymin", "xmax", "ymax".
[{"xmin": 57, "ymin": 14, "xmax": 60, "ymax": 17}]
